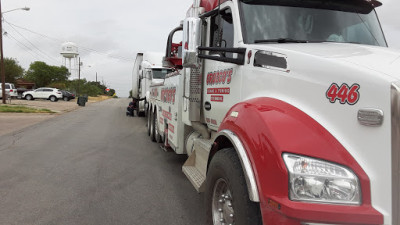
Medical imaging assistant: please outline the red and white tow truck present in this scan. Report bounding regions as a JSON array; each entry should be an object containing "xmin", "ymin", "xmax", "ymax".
[{"xmin": 145, "ymin": 0, "xmax": 400, "ymax": 224}]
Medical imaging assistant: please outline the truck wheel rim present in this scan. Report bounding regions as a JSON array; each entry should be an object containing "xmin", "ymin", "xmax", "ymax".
[
  {"xmin": 155, "ymin": 113, "xmax": 159, "ymax": 137},
  {"xmin": 212, "ymin": 178, "xmax": 234, "ymax": 225},
  {"xmin": 150, "ymin": 113, "xmax": 154, "ymax": 135}
]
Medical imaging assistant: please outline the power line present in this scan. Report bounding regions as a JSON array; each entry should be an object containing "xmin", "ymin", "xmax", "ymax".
[
  {"xmin": 5, "ymin": 20, "xmax": 134, "ymax": 62},
  {"xmin": 5, "ymin": 20, "xmax": 62, "ymax": 43},
  {"xmin": 4, "ymin": 30, "xmax": 45, "ymax": 61},
  {"xmin": 5, "ymin": 21, "xmax": 60, "ymax": 64}
]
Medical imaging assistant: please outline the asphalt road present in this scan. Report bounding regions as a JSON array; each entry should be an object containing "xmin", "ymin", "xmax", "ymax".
[{"xmin": 0, "ymin": 98, "xmax": 205, "ymax": 225}]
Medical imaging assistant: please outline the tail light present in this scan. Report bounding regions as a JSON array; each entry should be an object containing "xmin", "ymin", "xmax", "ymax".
[{"xmin": 10, "ymin": 90, "xmax": 13, "ymax": 92}]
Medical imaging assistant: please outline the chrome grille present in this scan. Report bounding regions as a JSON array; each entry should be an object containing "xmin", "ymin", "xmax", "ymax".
[
  {"xmin": 391, "ymin": 82, "xmax": 400, "ymax": 225},
  {"xmin": 189, "ymin": 66, "xmax": 202, "ymax": 103}
]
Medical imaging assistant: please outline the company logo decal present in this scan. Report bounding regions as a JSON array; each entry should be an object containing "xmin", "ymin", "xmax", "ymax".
[
  {"xmin": 211, "ymin": 95, "xmax": 224, "ymax": 102},
  {"xmin": 206, "ymin": 68, "xmax": 233, "ymax": 86},
  {"xmin": 168, "ymin": 123, "xmax": 175, "ymax": 133},
  {"xmin": 162, "ymin": 110, "xmax": 172, "ymax": 120},
  {"xmin": 161, "ymin": 87, "xmax": 176, "ymax": 104},
  {"xmin": 207, "ymin": 88, "xmax": 230, "ymax": 95},
  {"xmin": 326, "ymin": 83, "xmax": 360, "ymax": 105}
]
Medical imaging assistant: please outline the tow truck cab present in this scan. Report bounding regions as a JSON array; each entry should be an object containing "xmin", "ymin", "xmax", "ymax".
[{"xmin": 158, "ymin": 0, "xmax": 400, "ymax": 224}]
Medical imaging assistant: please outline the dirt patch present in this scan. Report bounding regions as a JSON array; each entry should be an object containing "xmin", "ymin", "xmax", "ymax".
[
  {"xmin": 0, "ymin": 113, "xmax": 56, "ymax": 136},
  {"xmin": 0, "ymin": 97, "xmax": 110, "ymax": 137},
  {"xmin": 6, "ymin": 99, "xmax": 79, "ymax": 113}
]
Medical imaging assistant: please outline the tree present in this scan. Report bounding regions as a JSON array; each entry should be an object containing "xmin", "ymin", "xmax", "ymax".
[
  {"xmin": 24, "ymin": 61, "xmax": 70, "ymax": 87},
  {"xmin": 66, "ymin": 79, "xmax": 103, "ymax": 97},
  {"xmin": 4, "ymin": 58, "xmax": 24, "ymax": 83}
]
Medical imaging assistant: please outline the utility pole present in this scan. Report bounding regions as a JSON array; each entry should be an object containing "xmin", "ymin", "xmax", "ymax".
[
  {"xmin": 0, "ymin": 4, "xmax": 29, "ymax": 104},
  {"xmin": 0, "ymin": 0, "xmax": 6, "ymax": 104},
  {"xmin": 77, "ymin": 57, "xmax": 80, "ymax": 96}
]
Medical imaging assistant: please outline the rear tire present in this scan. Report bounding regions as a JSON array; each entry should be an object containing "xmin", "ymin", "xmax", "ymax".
[
  {"xmin": 147, "ymin": 107, "xmax": 152, "ymax": 136},
  {"xmin": 138, "ymin": 110, "xmax": 146, "ymax": 117},
  {"xmin": 205, "ymin": 148, "xmax": 262, "ymax": 225},
  {"xmin": 150, "ymin": 109, "xmax": 156, "ymax": 142},
  {"xmin": 25, "ymin": 95, "xmax": 33, "ymax": 101},
  {"xmin": 154, "ymin": 110, "xmax": 162, "ymax": 143},
  {"xmin": 50, "ymin": 96, "xmax": 57, "ymax": 102}
]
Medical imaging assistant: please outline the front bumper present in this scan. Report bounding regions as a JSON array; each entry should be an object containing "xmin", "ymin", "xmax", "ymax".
[{"xmin": 261, "ymin": 198, "xmax": 382, "ymax": 225}]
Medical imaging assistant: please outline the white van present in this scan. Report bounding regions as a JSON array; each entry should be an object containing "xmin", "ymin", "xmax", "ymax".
[{"xmin": 0, "ymin": 83, "xmax": 18, "ymax": 98}]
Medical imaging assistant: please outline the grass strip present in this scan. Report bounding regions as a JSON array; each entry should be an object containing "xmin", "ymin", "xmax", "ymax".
[{"xmin": 0, "ymin": 105, "xmax": 55, "ymax": 113}]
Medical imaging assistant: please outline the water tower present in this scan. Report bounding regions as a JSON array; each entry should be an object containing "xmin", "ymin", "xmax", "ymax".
[{"xmin": 60, "ymin": 42, "xmax": 79, "ymax": 78}]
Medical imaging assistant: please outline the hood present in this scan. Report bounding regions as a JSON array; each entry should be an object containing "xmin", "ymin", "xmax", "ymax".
[{"xmin": 251, "ymin": 43, "xmax": 400, "ymax": 80}]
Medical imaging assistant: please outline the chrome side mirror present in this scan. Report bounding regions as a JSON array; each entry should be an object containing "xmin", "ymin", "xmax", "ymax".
[{"xmin": 182, "ymin": 17, "xmax": 201, "ymax": 68}]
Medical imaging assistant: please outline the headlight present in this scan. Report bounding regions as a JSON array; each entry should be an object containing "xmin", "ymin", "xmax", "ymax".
[{"xmin": 283, "ymin": 153, "xmax": 361, "ymax": 205}]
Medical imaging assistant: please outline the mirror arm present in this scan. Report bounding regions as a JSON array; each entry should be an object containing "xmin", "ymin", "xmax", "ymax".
[{"xmin": 198, "ymin": 47, "xmax": 246, "ymax": 65}]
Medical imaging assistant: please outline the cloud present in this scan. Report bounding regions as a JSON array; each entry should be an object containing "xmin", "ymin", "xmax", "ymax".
[{"xmin": 2, "ymin": 0, "xmax": 399, "ymax": 97}]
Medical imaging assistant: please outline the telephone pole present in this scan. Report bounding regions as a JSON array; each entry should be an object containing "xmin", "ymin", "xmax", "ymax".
[{"xmin": 1, "ymin": 0, "xmax": 6, "ymax": 103}]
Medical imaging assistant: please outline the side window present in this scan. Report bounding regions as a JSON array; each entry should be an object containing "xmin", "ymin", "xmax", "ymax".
[
  {"xmin": 5, "ymin": 84, "xmax": 10, "ymax": 89},
  {"xmin": 210, "ymin": 9, "xmax": 234, "ymax": 48},
  {"xmin": 209, "ymin": 8, "xmax": 234, "ymax": 57},
  {"xmin": 36, "ymin": 89, "xmax": 43, "ymax": 92}
]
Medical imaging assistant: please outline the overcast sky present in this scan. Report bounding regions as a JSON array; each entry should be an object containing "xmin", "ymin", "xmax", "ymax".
[{"xmin": 2, "ymin": 0, "xmax": 399, "ymax": 97}]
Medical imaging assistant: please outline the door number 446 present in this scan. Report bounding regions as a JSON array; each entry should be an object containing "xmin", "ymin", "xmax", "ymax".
[{"xmin": 326, "ymin": 83, "xmax": 360, "ymax": 105}]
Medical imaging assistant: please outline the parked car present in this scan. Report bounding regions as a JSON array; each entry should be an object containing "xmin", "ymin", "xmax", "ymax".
[
  {"xmin": 61, "ymin": 90, "xmax": 75, "ymax": 101},
  {"xmin": 0, "ymin": 83, "xmax": 18, "ymax": 98},
  {"xmin": 22, "ymin": 87, "xmax": 63, "ymax": 102}
]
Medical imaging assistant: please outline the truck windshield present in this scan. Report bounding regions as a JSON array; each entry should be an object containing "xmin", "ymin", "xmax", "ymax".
[
  {"xmin": 152, "ymin": 68, "xmax": 173, "ymax": 79},
  {"xmin": 239, "ymin": 0, "xmax": 387, "ymax": 47}
]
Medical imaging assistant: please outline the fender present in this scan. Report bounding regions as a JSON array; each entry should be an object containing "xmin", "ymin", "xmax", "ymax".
[
  {"xmin": 216, "ymin": 97, "xmax": 383, "ymax": 224},
  {"xmin": 213, "ymin": 129, "xmax": 260, "ymax": 202}
]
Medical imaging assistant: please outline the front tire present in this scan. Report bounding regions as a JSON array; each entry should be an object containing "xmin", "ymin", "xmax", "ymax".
[
  {"xmin": 63, "ymin": 96, "xmax": 69, "ymax": 101},
  {"xmin": 205, "ymin": 148, "xmax": 262, "ymax": 225}
]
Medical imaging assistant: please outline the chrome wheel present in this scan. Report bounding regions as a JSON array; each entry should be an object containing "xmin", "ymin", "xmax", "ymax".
[
  {"xmin": 155, "ymin": 113, "xmax": 159, "ymax": 137},
  {"xmin": 212, "ymin": 178, "xmax": 234, "ymax": 225}
]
